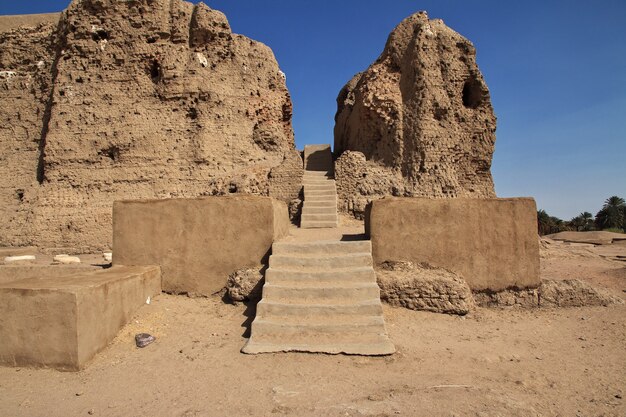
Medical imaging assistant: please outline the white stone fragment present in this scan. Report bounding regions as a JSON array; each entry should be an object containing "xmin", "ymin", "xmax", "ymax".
[
  {"xmin": 37, "ymin": 60, "xmax": 45, "ymax": 69},
  {"xmin": 0, "ymin": 71, "xmax": 17, "ymax": 80},
  {"xmin": 4, "ymin": 255, "xmax": 36, "ymax": 263},
  {"xmin": 103, "ymin": 252, "xmax": 113, "ymax": 263},
  {"xmin": 423, "ymin": 23, "xmax": 435, "ymax": 37},
  {"xmin": 53, "ymin": 254, "xmax": 81, "ymax": 264},
  {"xmin": 196, "ymin": 52, "xmax": 208, "ymax": 68},
  {"xmin": 146, "ymin": 296, "xmax": 151, "ymax": 305},
  {"xmin": 278, "ymin": 70, "xmax": 286, "ymax": 80}
]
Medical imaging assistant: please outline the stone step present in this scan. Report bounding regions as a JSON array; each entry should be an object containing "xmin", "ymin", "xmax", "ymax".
[
  {"xmin": 304, "ymin": 194, "xmax": 336, "ymax": 201},
  {"xmin": 303, "ymin": 179, "xmax": 332, "ymax": 184},
  {"xmin": 303, "ymin": 177, "xmax": 332, "ymax": 183},
  {"xmin": 270, "ymin": 253, "xmax": 372, "ymax": 269},
  {"xmin": 242, "ymin": 339, "xmax": 395, "ymax": 355},
  {"xmin": 303, "ymin": 176, "xmax": 333, "ymax": 182},
  {"xmin": 262, "ymin": 282, "xmax": 380, "ymax": 303},
  {"xmin": 303, "ymin": 182, "xmax": 333, "ymax": 188},
  {"xmin": 302, "ymin": 181, "xmax": 332, "ymax": 187},
  {"xmin": 304, "ymin": 190, "xmax": 336, "ymax": 197},
  {"xmin": 301, "ymin": 213, "xmax": 338, "ymax": 222},
  {"xmin": 304, "ymin": 178, "xmax": 334, "ymax": 183},
  {"xmin": 304, "ymin": 183, "xmax": 336, "ymax": 191},
  {"xmin": 253, "ymin": 313, "xmax": 385, "ymax": 326},
  {"xmin": 267, "ymin": 264, "xmax": 375, "ymax": 274},
  {"xmin": 302, "ymin": 204, "xmax": 336, "ymax": 212},
  {"xmin": 302, "ymin": 206, "xmax": 336, "ymax": 215},
  {"xmin": 304, "ymin": 195, "xmax": 336, "ymax": 202},
  {"xmin": 242, "ymin": 321, "xmax": 395, "ymax": 355},
  {"xmin": 300, "ymin": 220, "xmax": 339, "ymax": 228},
  {"xmin": 255, "ymin": 299, "xmax": 384, "ymax": 317},
  {"xmin": 303, "ymin": 181, "xmax": 337, "ymax": 190},
  {"xmin": 305, "ymin": 166, "xmax": 332, "ymax": 172},
  {"xmin": 303, "ymin": 200, "xmax": 337, "ymax": 208},
  {"xmin": 265, "ymin": 267, "xmax": 376, "ymax": 286},
  {"xmin": 303, "ymin": 170, "xmax": 331, "ymax": 177},
  {"xmin": 272, "ymin": 240, "xmax": 371, "ymax": 256},
  {"xmin": 303, "ymin": 177, "xmax": 334, "ymax": 182},
  {"xmin": 248, "ymin": 319, "xmax": 387, "ymax": 339}
]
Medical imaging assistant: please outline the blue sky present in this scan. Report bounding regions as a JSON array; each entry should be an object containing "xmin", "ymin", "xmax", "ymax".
[{"xmin": 1, "ymin": 0, "xmax": 625, "ymax": 220}]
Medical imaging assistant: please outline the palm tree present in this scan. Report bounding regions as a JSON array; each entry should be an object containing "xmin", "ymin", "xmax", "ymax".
[
  {"xmin": 570, "ymin": 214, "xmax": 584, "ymax": 231},
  {"xmin": 571, "ymin": 212, "xmax": 594, "ymax": 231},
  {"xmin": 537, "ymin": 210, "xmax": 552, "ymax": 235},
  {"xmin": 537, "ymin": 210, "xmax": 567, "ymax": 235},
  {"xmin": 551, "ymin": 216, "xmax": 565, "ymax": 233},
  {"xmin": 595, "ymin": 196, "xmax": 625, "ymax": 231},
  {"xmin": 581, "ymin": 211, "xmax": 593, "ymax": 231}
]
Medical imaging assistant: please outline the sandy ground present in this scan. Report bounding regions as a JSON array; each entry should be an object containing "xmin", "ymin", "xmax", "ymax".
[
  {"xmin": 1, "ymin": 228, "xmax": 625, "ymax": 416},
  {"xmin": 0, "ymin": 13, "xmax": 60, "ymax": 32}
]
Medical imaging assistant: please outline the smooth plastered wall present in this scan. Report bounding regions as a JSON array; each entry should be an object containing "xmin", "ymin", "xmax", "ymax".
[
  {"xmin": 113, "ymin": 196, "xmax": 289, "ymax": 295},
  {"xmin": 366, "ymin": 197, "xmax": 540, "ymax": 291}
]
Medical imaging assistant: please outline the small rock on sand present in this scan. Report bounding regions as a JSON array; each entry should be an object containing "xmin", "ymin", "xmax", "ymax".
[
  {"xmin": 3, "ymin": 255, "xmax": 36, "ymax": 263},
  {"xmin": 53, "ymin": 254, "xmax": 81, "ymax": 264},
  {"xmin": 135, "ymin": 333, "xmax": 155, "ymax": 348}
]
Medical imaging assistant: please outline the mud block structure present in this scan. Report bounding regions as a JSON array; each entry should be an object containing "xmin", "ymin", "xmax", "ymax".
[
  {"xmin": 366, "ymin": 198, "xmax": 540, "ymax": 291},
  {"xmin": 113, "ymin": 196, "xmax": 289, "ymax": 295},
  {"xmin": 0, "ymin": 265, "xmax": 161, "ymax": 370}
]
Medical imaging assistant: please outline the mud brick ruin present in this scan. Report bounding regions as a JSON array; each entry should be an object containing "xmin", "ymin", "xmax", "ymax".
[
  {"xmin": 0, "ymin": 0, "xmax": 301, "ymax": 253},
  {"xmin": 1, "ymin": 1, "xmax": 540, "ymax": 369},
  {"xmin": 334, "ymin": 12, "xmax": 497, "ymax": 218}
]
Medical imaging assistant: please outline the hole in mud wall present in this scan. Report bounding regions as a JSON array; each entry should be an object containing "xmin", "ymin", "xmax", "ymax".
[
  {"xmin": 15, "ymin": 189, "xmax": 24, "ymax": 202},
  {"xmin": 150, "ymin": 59, "xmax": 162, "ymax": 83},
  {"xmin": 228, "ymin": 184, "xmax": 238, "ymax": 193},
  {"xmin": 91, "ymin": 29, "xmax": 109, "ymax": 42},
  {"xmin": 281, "ymin": 103, "xmax": 292, "ymax": 122},
  {"xmin": 462, "ymin": 79, "xmax": 483, "ymax": 109},
  {"xmin": 433, "ymin": 106, "xmax": 448, "ymax": 121},
  {"xmin": 187, "ymin": 107, "xmax": 198, "ymax": 120},
  {"xmin": 100, "ymin": 146, "xmax": 120, "ymax": 161}
]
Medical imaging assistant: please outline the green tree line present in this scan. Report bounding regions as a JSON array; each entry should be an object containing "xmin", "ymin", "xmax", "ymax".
[{"xmin": 537, "ymin": 195, "xmax": 626, "ymax": 236}]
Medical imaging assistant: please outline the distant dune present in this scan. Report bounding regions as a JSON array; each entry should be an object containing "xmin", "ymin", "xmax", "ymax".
[
  {"xmin": 0, "ymin": 13, "xmax": 60, "ymax": 32},
  {"xmin": 547, "ymin": 231, "xmax": 626, "ymax": 245}
]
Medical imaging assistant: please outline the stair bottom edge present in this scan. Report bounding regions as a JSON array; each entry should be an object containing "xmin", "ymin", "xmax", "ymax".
[
  {"xmin": 241, "ymin": 339, "xmax": 396, "ymax": 356},
  {"xmin": 300, "ymin": 224, "xmax": 339, "ymax": 229}
]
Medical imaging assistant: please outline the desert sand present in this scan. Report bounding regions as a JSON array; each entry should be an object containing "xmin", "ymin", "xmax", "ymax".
[{"xmin": 0, "ymin": 224, "xmax": 624, "ymax": 417}]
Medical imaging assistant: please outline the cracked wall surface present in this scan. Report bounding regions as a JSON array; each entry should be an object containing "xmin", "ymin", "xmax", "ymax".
[
  {"xmin": 0, "ymin": 1, "xmax": 302, "ymax": 252},
  {"xmin": 334, "ymin": 12, "xmax": 496, "ymax": 218}
]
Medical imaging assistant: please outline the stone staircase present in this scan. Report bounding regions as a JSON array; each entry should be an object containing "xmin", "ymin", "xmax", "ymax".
[
  {"xmin": 242, "ymin": 240, "xmax": 395, "ymax": 355},
  {"xmin": 301, "ymin": 144, "xmax": 338, "ymax": 229}
]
